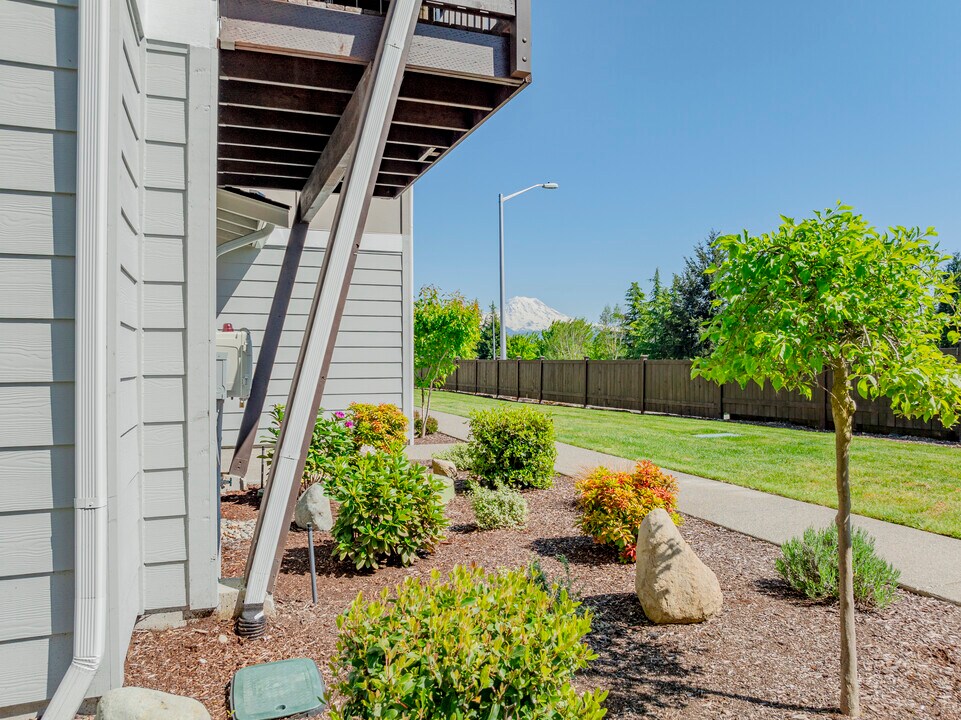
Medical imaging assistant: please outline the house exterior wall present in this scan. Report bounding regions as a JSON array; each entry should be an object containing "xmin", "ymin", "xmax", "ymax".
[
  {"xmin": 0, "ymin": 0, "xmax": 81, "ymax": 709},
  {"xmin": 0, "ymin": 0, "xmax": 218, "ymax": 713},
  {"xmin": 217, "ymin": 192, "xmax": 415, "ymax": 477}
]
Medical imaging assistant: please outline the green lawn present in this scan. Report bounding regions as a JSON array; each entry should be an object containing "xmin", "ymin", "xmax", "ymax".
[{"xmin": 430, "ymin": 391, "xmax": 961, "ymax": 539}]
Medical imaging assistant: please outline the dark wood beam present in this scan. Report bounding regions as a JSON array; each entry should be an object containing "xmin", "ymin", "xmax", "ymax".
[
  {"xmin": 220, "ymin": 49, "xmax": 364, "ymax": 93},
  {"xmin": 218, "ymin": 173, "xmax": 305, "ymax": 191},
  {"xmin": 401, "ymin": 72, "xmax": 509, "ymax": 111},
  {"xmin": 218, "ymin": 126, "xmax": 332, "ymax": 152},
  {"xmin": 299, "ymin": 68, "xmax": 372, "ymax": 222},
  {"xmin": 219, "ymin": 106, "xmax": 339, "ymax": 136},
  {"xmin": 220, "ymin": 80, "xmax": 351, "ymax": 118},
  {"xmin": 219, "ymin": 159, "xmax": 310, "ymax": 178},
  {"xmin": 379, "ymin": 158, "xmax": 429, "ymax": 176},
  {"xmin": 386, "ymin": 124, "xmax": 458, "ymax": 148},
  {"xmin": 218, "ymin": 144, "xmax": 320, "ymax": 166},
  {"xmin": 377, "ymin": 173, "xmax": 415, "ymax": 188},
  {"xmin": 393, "ymin": 99, "xmax": 478, "ymax": 131}
]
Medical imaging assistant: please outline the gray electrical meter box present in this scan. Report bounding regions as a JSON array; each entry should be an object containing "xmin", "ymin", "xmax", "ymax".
[{"xmin": 216, "ymin": 328, "xmax": 254, "ymax": 400}]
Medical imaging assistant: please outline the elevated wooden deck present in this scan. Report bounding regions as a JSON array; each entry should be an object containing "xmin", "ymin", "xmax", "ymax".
[{"xmin": 217, "ymin": 0, "xmax": 532, "ymax": 197}]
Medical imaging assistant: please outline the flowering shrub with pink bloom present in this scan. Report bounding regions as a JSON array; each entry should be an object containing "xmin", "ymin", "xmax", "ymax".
[
  {"xmin": 575, "ymin": 461, "xmax": 681, "ymax": 563},
  {"xmin": 261, "ymin": 404, "xmax": 357, "ymax": 490}
]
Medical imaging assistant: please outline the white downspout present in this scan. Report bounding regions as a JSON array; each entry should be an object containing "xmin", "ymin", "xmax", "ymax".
[
  {"xmin": 216, "ymin": 222, "xmax": 275, "ymax": 258},
  {"xmin": 43, "ymin": 0, "xmax": 111, "ymax": 716}
]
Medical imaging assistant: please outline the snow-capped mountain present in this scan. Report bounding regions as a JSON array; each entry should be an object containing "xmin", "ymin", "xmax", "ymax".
[{"xmin": 504, "ymin": 296, "xmax": 570, "ymax": 333}]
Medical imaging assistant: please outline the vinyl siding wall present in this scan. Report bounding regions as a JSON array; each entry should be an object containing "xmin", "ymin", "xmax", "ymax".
[
  {"xmin": 141, "ymin": 39, "xmax": 218, "ymax": 613},
  {"xmin": 0, "ymin": 0, "xmax": 80, "ymax": 708},
  {"xmin": 217, "ymin": 194, "xmax": 414, "ymax": 469}
]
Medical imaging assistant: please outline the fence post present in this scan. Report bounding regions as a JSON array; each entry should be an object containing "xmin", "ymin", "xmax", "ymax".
[
  {"xmin": 639, "ymin": 356, "xmax": 647, "ymax": 414},
  {"xmin": 454, "ymin": 359, "xmax": 459, "ymax": 392},
  {"xmin": 516, "ymin": 358, "xmax": 521, "ymax": 398},
  {"xmin": 538, "ymin": 357, "xmax": 545, "ymax": 403},
  {"xmin": 716, "ymin": 381, "xmax": 724, "ymax": 419},
  {"xmin": 495, "ymin": 359, "xmax": 500, "ymax": 398},
  {"xmin": 584, "ymin": 357, "xmax": 590, "ymax": 407}
]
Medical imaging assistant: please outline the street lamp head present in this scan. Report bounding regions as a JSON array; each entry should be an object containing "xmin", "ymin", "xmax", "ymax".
[{"xmin": 542, "ymin": 182, "xmax": 559, "ymax": 190}]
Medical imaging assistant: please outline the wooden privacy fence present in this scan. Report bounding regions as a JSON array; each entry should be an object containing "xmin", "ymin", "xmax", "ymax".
[{"xmin": 443, "ymin": 351, "xmax": 961, "ymax": 441}]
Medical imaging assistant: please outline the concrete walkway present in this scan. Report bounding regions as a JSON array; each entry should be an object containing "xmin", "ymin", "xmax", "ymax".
[{"xmin": 423, "ymin": 410, "xmax": 961, "ymax": 605}]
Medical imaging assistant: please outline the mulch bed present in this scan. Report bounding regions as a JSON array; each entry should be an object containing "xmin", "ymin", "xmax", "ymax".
[
  {"xmin": 125, "ymin": 479, "xmax": 961, "ymax": 720},
  {"xmin": 412, "ymin": 431, "xmax": 461, "ymax": 445}
]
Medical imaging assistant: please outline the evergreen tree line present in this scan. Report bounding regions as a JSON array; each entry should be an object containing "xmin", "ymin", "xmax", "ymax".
[{"xmin": 472, "ymin": 238, "xmax": 960, "ymax": 361}]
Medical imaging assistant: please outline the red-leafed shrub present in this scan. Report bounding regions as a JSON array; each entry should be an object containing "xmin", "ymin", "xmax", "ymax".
[
  {"xmin": 349, "ymin": 403, "xmax": 408, "ymax": 454},
  {"xmin": 575, "ymin": 461, "xmax": 681, "ymax": 563}
]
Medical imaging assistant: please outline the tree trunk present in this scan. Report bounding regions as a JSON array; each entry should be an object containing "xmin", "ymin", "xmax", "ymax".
[
  {"xmin": 830, "ymin": 360, "xmax": 860, "ymax": 717},
  {"xmin": 423, "ymin": 385, "xmax": 434, "ymax": 439},
  {"xmin": 419, "ymin": 386, "xmax": 427, "ymax": 438}
]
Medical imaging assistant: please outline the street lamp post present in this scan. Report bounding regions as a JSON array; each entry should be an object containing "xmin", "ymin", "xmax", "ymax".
[{"xmin": 498, "ymin": 182, "xmax": 559, "ymax": 360}]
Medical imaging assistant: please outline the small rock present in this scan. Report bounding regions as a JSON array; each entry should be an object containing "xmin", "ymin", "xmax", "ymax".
[
  {"xmin": 294, "ymin": 483, "xmax": 332, "ymax": 531},
  {"xmin": 218, "ymin": 634, "xmax": 228, "ymax": 644},
  {"xmin": 96, "ymin": 687, "xmax": 210, "ymax": 720},
  {"xmin": 432, "ymin": 458, "xmax": 457, "ymax": 478},
  {"xmin": 434, "ymin": 474, "xmax": 455, "ymax": 504},
  {"xmin": 635, "ymin": 509, "xmax": 723, "ymax": 624}
]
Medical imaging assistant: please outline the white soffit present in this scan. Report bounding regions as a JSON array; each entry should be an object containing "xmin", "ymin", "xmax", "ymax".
[{"xmin": 216, "ymin": 187, "xmax": 293, "ymax": 253}]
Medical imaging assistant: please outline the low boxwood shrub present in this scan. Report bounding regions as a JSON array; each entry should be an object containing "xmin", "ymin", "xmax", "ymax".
[
  {"xmin": 349, "ymin": 402, "xmax": 408, "ymax": 454},
  {"xmin": 261, "ymin": 405, "xmax": 356, "ymax": 489},
  {"xmin": 414, "ymin": 410, "xmax": 439, "ymax": 436},
  {"xmin": 468, "ymin": 406, "xmax": 557, "ymax": 489},
  {"xmin": 575, "ymin": 461, "xmax": 681, "ymax": 563},
  {"xmin": 776, "ymin": 525, "xmax": 900, "ymax": 609},
  {"xmin": 433, "ymin": 443, "xmax": 473, "ymax": 472},
  {"xmin": 469, "ymin": 483, "xmax": 528, "ymax": 530},
  {"xmin": 328, "ymin": 566, "xmax": 608, "ymax": 720},
  {"xmin": 327, "ymin": 452, "xmax": 448, "ymax": 570}
]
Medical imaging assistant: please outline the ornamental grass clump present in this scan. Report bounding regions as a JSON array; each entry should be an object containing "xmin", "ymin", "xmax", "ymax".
[
  {"xmin": 468, "ymin": 406, "xmax": 557, "ymax": 489},
  {"xmin": 469, "ymin": 483, "xmax": 528, "ymax": 530},
  {"xmin": 327, "ymin": 451, "xmax": 448, "ymax": 571},
  {"xmin": 414, "ymin": 410, "xmax": 439, "ymax": 436},
  {"xmin": 776, "ymin": 525, "xmax": 900, "ymax": 610},
  {"xmin": 575, "ymin": 461, "xmax": 681, "ymax": 563},
  {"xmin": 348, "ymin": 402, "xmax": 408, "ymax": 454},
  {"xmin": 328, "ymin": 566, "xmax": 608, "ymax": 720}
]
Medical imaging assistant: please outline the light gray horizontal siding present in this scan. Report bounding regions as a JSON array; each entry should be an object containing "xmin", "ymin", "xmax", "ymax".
[
  {"xmin": 0, "ymin": 0, "xmax": 79, "ymax": 707},
  {"xmin": 143, "ymin": 562, "xmax": 187, "ymax": 610},
  {"xmin": 217, "ymin": 239, "xmax": 406, "ymax": 445}
]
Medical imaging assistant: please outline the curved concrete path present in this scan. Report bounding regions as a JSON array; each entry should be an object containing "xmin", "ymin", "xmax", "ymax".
[{"xmin": 419, "ymin": 410, "xmax": 961, "ymax": 605}]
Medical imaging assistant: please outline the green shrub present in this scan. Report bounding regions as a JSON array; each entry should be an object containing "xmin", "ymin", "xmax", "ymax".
[
  {"xmin": 469, "ymin": 484, "xmax": 528, "ymax": 530},
  {"xmin": 414, "ymin": 410, "xmax": 439, "ymax": 436},
  {"xmin": 776, "ymin": 525, "xmax": 900, "ymax": 609},
  {"xmin": 327, "ymin": 452, "xmax": 448, "ymax": 570},
  {"xmin": 434, "ymin": 443, "xmax": 473, "ymax": 472},
  {"xmin": 575, "ymin": 462, "xmax": 681, "ymax": 563},
  {"xmin": 468, "ymin": 406, "xmax": 557, "ymax": 489},
  {"xmin": 527, "ymin": 555, "xmax": 581, "ymax": 607},
  {"xmin": 348, "ymin": 402, "xmax": 408, "ymax": 454},
  {"xmin": 260, "ymin": 405, "xmax": 355, "ymax": 490},
  {"xmin": 328, "ymin": 566, "xmax": 608, "ymax": 720}
]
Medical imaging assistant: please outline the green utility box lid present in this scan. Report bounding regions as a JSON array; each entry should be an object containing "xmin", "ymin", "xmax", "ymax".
[{"xmin": 230, "ymin": 658, "xmax": 326, "ymax": 720}]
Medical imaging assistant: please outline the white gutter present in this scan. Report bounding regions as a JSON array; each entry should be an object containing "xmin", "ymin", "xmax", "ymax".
[
  {"xmin": 44, "ymin": 0, "xmax": 110, "ymax": 716},
  {"xmin": 216, "ymin": 222, "xmax": 275, "ymax": 258}
]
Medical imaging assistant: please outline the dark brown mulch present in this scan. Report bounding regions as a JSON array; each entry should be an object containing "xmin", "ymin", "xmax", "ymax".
[
  {"xmin": 126, "ymin": 482, "xmax": 961, "ymax": 720},
  {"xmin": 412, "ymin": 431, "xmax": 461, "ymax": 445}
]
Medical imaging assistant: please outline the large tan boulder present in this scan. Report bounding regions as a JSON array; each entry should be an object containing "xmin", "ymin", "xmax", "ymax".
[
  {"xmin": 96, "ymin": 687, "xmax": 210, "ymax": 720},
  {"xmin": 635, "ymin": 509, "xmax": 723, "ymax": 624},
  {"xmin": 294, "ymin": 483, "xmax": 332, "ymax": 531},
  {"xmin": 432, "ymin": 458, "xmax": 457, "ymax": 478}
]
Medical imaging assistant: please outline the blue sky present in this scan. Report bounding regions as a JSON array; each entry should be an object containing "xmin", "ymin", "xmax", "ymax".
[{"xmin": 412, "ymin": 0, "xmax": 961, "ymax": 321}]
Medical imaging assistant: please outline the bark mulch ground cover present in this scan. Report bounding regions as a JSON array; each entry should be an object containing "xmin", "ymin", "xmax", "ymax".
[
  {"xmin": 412, "ymin": 430, "xmax": 461, "ymax": 445},
  {"xmin": 125, "ymin": 473, "xmax": 961, "ymax": 720}
]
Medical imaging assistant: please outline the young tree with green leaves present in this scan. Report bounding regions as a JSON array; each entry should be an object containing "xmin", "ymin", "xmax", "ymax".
[
  {"xmin": 506, "ymin": 333, "xmax": 543, "ymax": 359},
  {"xmin": 541, "ymin": 318, "xmax": 596, "ymax": 360},
  {"xmin": 593, "ymin": 304, "xmax": 627, "ymax": 359},
  {"xmin": 662, "ymin": 232, "xmax": 724, "ymax": 358},
  {"xmin": 414, "ymin": 286, "xmax": 481, "ymax": 437},
  {"xmin": 693, "ymin": 204, "xmax": 961, "ymax": 717}
]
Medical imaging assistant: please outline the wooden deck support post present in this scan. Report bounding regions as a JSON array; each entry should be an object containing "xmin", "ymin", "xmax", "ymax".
[{"xmin": 239, "ymin": 0, "xmax": 424, "ymax": 637}]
